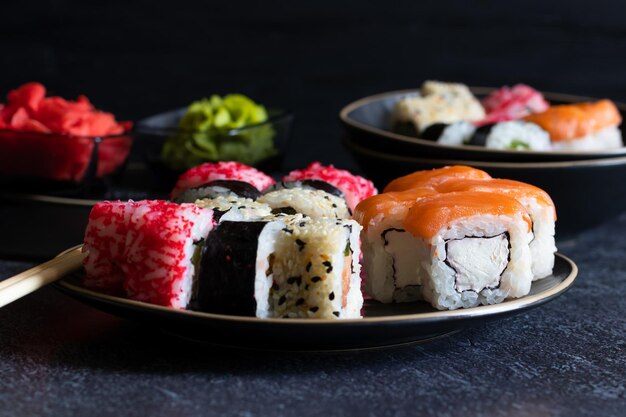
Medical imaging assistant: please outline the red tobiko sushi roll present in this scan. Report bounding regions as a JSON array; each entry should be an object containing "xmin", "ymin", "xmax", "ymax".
[
  {"xmin": 170, "ymin": 161, "xmax": 276, "ymax": 200},
  {"xmin": 478, "ymin": 84, "xmax": 549, "ymax": 126},
  {"xmin": 283, "ymin": 162, "xmax": 377, "ymax": 211},
  {"xmin": 83, "ymin": 200, "xmax": 215, "ymax": 309}
]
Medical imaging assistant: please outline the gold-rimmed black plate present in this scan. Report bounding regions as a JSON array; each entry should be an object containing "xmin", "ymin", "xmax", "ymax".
[
  {"xmin": 53, "ymin": 248, "xmax": 578, "ymax": 351},
  {"xmin": 340, "ymin": 87, "xmax": 626, "ymax": 162}
]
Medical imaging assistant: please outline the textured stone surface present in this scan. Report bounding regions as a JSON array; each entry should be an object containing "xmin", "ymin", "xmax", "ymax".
[{"xmin": 1, "ymin": 215, "xmax": 625, "ymax": 417}]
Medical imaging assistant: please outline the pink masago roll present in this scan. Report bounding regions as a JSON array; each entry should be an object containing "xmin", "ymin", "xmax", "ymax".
[
  {"xmin": 283, "ymin": 162, "xmax": 377, "ymax": 211},
  {"xmin": 82, "ymin": 200, "xmax": 214, "ymax": 308}
]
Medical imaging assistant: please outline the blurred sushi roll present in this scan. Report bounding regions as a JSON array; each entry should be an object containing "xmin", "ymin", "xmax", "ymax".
[
  {"xmin": 83, "ymin": 200, "xmax": 215, "ymax": 309},
  {"xmin": 195, "ymin": 215, "xmax": 363, "ymax": 319},
  {"xmin": 480, "ymin": 84, "xmax": 549, "ymax": 124},
  {"xmin": 404, "ymin": 192, "xmax": 534, "ymax": 310},
  {"xmin": 283, "ymin": 162, "xmax": 377, "ymax": 212},
  {"xmin": 257, "ymin": 188, "xmax": 351, "ymax": 219},
  {"xmin": 524, "ymin": 100, "xmax": 623, "ymax": 150},
  {"xmin": 173, "ymin": 179, "xmax": 262, "ymax": 203},
  {"xmin": 436, "ymin": 179, "xmax": 557, "ymax": 280},
  {"xmin": 354, "ymin": 188, "xmax": 437, "ymax": 303},
  {"xmin": 194, "ymin": 196, "xmax": 272, "ymax": 222},
  {"xmin": 170, "ymin": 161, "xmax": 275, "ymax": 201},
  {"xmin": 420, "ymin": 121, "xmax": 476, "ymax": 146},
  {"xmin": 468, "ymin": 121, "xmax": 551, "ymax": 151},
  {"xmin": 394, "ymin": 81, "xmax": 485, "ymax": 133}
]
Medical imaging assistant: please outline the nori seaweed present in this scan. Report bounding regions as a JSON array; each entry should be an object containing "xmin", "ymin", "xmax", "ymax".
[{"xmin": 194, "ymin": 220, "xmax": 268, "ymax": 316}]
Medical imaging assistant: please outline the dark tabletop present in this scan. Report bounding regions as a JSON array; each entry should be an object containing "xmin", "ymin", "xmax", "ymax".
[
  {"xmin": 1, "ymin": 215, "xmax": 624, "ymax": 417},
  {"xmin": 2, "ymin": 1, "xmax": 626, "ymax": 416}
]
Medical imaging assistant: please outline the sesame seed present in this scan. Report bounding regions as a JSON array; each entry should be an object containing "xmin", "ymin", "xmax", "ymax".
[
  {"xmin": 296, "ymin": 298, "xmax": 305, "ymax": 306},
  {"xmin": 329, "ymin": 292, "xmax": 335, "ymax": 300},
  {"xmin": 278, "ymin": 295, "xmax": 286, "ymax": 305},
  {"xmin": 333, "ymin": 311, "xmax": 340, "ymax": 317},
  {"xmin": 311, "ymin": 276, "xmax": 321, "ymax": 283},
  {"xmin": 310, "ymin": 307, "xmax": 319, "ymax": 313}
]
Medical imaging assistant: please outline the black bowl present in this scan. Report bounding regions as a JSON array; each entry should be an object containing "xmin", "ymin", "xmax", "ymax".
[
  {"xmin": 340, "ymin": 87, "xmax": 626, "ymax": 163},
  {"xmin": 345, "ymin": 136, "xmax": 626, "ymax": 235},
  {"xmin": 134, "ymin": 107, "xmax": 294, "ymax": 188}
]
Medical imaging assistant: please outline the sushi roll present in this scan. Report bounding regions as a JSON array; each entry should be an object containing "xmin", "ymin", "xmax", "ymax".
[
  {"xmin": 170, "ymin": 161, "xmax": 275, "ymax": 200},
  {"xmin": 480, "ymin": 84, "xmax": 549, "ymax": 125},
  {"xmin": 194, "ymin": 196, "xmax": 272, "ymax": 222},
  {"xmin": 524, "ymin": 100, "xmax": 623, "ymax": 150},
  {"xmin": 283, "ymin": 162, "xmax": 377, "ymax": 211},
  {"xmin": 354, "ymin": 188, "xmax": 438, "ymax": 303},
  {"xmin": 394, "ymin": 81, "xmax": 485, "ymax": 132},
  {"xmin": 404, "ymin": 192, "xmax": 534, "ymax": 310},
  {"xmin": 436, "ymin": 179, "xmax": 557, "ymax": 279},
  {"xmin": 265, "ymin": 180, "xmax": 346, "ymax": 200},
  {"xmin": 195, "ymin": 215, "xmax": 363, "ymax": 319},
  {"xmin": 269, "ymin": 216, "xmax": 363, "ymax": 319},
  {"xmin": 257, "ymin": 188, "xmax": 351, "ymax": 219},
  {"xmin": 83, "ymin": 200, "xmax": 215, "ymax": 308},
  {"xmin": 468, "ymin": 121, "xmax": 551, "ymax": 151},
  {"xmin": 173, "ymin": 180, "xmax": 262, "ymax": 203},
  {"xmin": 195, "ymin": 218, "xmax": 286, "ymax": 317},
  {"xmin": 383, "ymin": 165, "xmax": 491, "ymax": 193},
  {"xmin": 420, "ymin": 121, "xmax": 476, "ymax": 146}
]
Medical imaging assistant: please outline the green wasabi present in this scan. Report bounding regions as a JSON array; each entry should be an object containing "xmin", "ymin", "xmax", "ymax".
[{"xmin": 161, "ymin": 94, "xmax": 276, "ymax": 170}]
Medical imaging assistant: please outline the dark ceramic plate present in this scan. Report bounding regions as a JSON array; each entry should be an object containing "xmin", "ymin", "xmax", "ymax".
[
  {"xmin": 340, "ymin": 87, "xmax": 626, "ymax": 162},
  {"xmin": 55, "ymin": 251, "xmax": 577, "ymax": 351},
  {"xmin": 345, "ymin": 136, "xmax": 626, "ymax": 235}
]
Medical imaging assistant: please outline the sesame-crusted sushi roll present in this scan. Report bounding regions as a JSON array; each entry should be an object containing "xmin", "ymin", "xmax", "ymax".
[
  {"xmin": 270, "ymin": 216, "xmax": 363, "ymax": 319},
  {"xmin": 194, "ymin": 195, "xmax": 272, "ymax": 222},
  {"xmin": 170, "ymin": 161, "xmax": 275, "ymax": 200},
  {"xmin": 283, "ymin": 162, "xmax": 377, "ymax": 211},
  {"xmin": 383, "ymin": 165, "xmax": 491, "ymax": 193},
  {"xmin": 524, "ymin": 100, "xmax": 623, "ymax": 150},
  {"xmin": 83, "ymin": 200, "xmax": 215, "ymax": 308},
  {"xmin": 257, "ymin": 188, "xmax": 351, "ymax": 219},
  {"xmin": 394, "ymin": 81, "xmax": 485, "ymax": 133},
  {"xmin": 403, "ymin": 192, "xmax": 533, "ymax": 310},
  {"xmin": 436, "ymin": 179, "xmax": 557, "ymax": 279},
  {"xmin": 354, "ymin": 188, "xmax": 437, "ymax": 303},
  {"xmin": 173, "ymin": 180, "xmax": 262, "ymax": 203},
  {"xmin": 195, "ymin": 215, "xmax": 363, "ymax": 319}
]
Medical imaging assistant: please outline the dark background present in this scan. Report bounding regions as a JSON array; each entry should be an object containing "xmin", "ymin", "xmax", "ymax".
[{"xmin": 2, "ymin": 0, "xmax": 625, "ymax": 170}]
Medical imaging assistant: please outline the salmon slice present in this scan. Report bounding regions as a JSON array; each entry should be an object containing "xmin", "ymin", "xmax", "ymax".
[
  {"xmin": 353, "ymin": 188, "xmax": 437, "ymax": 230},
  {"xmin": 524, "ymin": 100, "xmax": 621, "ymax": 141},
  {"xmin": 404, "ymin": 191, "xmax": 532, "ymax": 239},
  {"xmin": 383, "ymin": 166, "xmax": 491, "ymax": 193},
  {"xmin": 436, "ymin": 179, "xmax": 556, "ymax": 220}
]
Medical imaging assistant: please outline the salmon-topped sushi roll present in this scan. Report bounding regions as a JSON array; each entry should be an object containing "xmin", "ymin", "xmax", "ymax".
[
  {"xmin": 436, "ymin": 179, "xmax": 557, "ymax": 279},
  {"xmin": 404, "ymin": 192, "xmax": 533, "ymax": 310},
  {"xmin": 524, "ymin": 100, "xmax": 622, "ymax": 150},
  {"xmin": 383, "ymin": 165, "xmax": 491, "ymax": 193},
  {"xmin": 354, "ymin": 188, "xmax": 437, "ymax": 303}
]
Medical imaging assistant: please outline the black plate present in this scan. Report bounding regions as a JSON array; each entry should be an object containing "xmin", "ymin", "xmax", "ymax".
[
  {"xmin": 345, "ymin": 136, "xmax": 626, "ymax": 236},
  {"xmin": 55, "ymin": 253, "xmax": 577, "ymax": 351},
  {"xmin": 340, "ymin": 87, "xmax": 626, "ymax": 162}
]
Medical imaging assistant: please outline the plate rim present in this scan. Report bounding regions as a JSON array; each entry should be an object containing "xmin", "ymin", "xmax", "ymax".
[
  {"xmin": 55, "ymin": 247, "xmax": 578, "ymax": 326},
  {"xmin": 339, "ymin": 86, "xmax": 626, "ymax": 158},
  {"xmin": 344, "ymin": 133, "xmax": 626, "ymax": 169}
]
